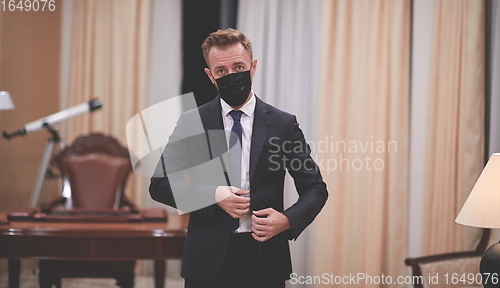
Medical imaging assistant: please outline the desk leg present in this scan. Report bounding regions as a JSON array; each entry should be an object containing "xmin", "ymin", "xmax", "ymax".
[
  {"xmin": 154, "ymin": 260, "xmax": 166, "ymax": 288},
  {"xmin": 8, "ymin": 258, "xmax": 20, "ymax": 288}
]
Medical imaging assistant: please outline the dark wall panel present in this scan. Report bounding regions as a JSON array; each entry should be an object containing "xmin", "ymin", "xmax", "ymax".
[{"xmin": 181, "ymin": 0, "xmax": 221, "ymax": 106}]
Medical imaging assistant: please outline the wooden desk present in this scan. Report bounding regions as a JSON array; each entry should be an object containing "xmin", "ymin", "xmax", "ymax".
[{"xmin": 0, "ymin": 212, "xmax": 187, "ymax": 288}]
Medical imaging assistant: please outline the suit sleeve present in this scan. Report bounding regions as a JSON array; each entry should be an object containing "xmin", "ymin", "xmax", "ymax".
[
  {"xmin": 282, "ymin": 115, "xmax": 328, "ymax": 240},
  {"xmin": 149, "ymin": 111, "xmax": 217, "ymax": 219}
]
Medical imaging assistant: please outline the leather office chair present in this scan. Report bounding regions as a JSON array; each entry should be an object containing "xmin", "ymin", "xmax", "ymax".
[
  {"xmin": 38, "ymin": 133, "xmax": 136, "ymax": 288},
  {"xmin": 405, "ymin": 228, "xmax": 497, "ymax": 288}
]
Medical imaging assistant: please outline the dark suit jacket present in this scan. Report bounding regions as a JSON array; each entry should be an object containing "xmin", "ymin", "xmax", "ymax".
[{"xmin": 149, "ymin": 96, "xmax": 328, "ymax": 283}]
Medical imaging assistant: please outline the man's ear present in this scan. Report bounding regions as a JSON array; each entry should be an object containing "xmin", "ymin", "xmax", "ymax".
[
  {"xmin": 204, "ymin": 68, "xmax": 218, "ymax": 87},
  {"xmin": 250, "ymin": 59, "xmax": 258, "ymax": 78}
]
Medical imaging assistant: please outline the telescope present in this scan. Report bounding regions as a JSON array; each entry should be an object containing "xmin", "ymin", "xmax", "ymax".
[
  {"xmin": 3, "ymin": 99, "xmax": 102, "ymax": 140},
  {"xmin": 2, "ymin": 98, "xmax": 102, "ymax": 207}
]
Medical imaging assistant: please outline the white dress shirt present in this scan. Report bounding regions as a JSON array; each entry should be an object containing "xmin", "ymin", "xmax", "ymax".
[{"xmin": 220, "ymin": 92, "xmax": 255, "ymax": 233}]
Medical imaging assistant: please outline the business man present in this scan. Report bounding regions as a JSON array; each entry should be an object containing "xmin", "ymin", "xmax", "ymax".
[{"xmin": 150, "ymin": 28, "xmax": 328, "ymax": 288}]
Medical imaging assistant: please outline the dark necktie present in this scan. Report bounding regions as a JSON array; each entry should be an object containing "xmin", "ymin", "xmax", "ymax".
[
  {"xmin": 229, "ymin": 110, "xmax": 243, "ymax": 150},
  {"xmin": 229, "ymin": 110, "xmax": 243, "ymax": 231},
  {"xmin": 229, "ymin": 110, "xmax": 243, "ymax": 188}
]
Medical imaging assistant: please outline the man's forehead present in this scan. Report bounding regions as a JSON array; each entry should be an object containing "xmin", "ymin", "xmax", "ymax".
[{"xmin": 208, "ymin": 43, "xmax": 251, "ymax": 67}]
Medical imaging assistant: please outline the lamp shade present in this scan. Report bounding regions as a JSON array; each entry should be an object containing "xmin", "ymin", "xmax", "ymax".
[
  {"xmin": 456, "ymin": 153, "xmax": 500, "ymax": 228},
  {"xmin": 0, "ymin": 91, "xmax": 15, "ymax": 110}
]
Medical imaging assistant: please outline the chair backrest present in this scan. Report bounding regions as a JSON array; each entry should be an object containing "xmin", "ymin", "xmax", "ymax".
[{"xmin": 52, "ymin": 133, "xmax": 132, "ymax": 209}]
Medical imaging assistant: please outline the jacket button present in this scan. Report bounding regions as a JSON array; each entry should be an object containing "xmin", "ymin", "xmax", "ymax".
[{"xmin": 224, "ymin": 222, "xmax": 230, "ymax": 228}]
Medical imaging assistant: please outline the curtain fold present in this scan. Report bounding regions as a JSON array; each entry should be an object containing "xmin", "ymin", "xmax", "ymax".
[
  {"xmin": 143, "ymin": 0, "xmax": 182, "ymax": 209},
  {"xmin": 314, "ymin": 1, "xmax": 410, "ymax": 287},
  {"xmin": 67, "ymin": 0, "xmax": 150, "ymax": 207},
  {"xmin": 422, "ymin": 0, "xmax": 485, "ymax": 255}
]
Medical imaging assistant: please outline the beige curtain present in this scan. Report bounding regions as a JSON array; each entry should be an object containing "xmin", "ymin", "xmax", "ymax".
[
  {"xmin": 66, "ymin": 0, "xmax": 150, "ymax": 207},
  {"xmin": 423, "ymin": 0, "xmax": 485, "ymax": 255},
  {"xmin": 314, "ymin": 0, "xmax": 410, "ymax": 287}
]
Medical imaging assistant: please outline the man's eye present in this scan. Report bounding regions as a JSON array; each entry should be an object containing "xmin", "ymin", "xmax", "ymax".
[
  {"xmin": 217, "ymin": 69, "xmax": 226, "ymax": 74},
  {"xmin": 236, "ymin": 66, "xmax": 244, "ymax": 70}
]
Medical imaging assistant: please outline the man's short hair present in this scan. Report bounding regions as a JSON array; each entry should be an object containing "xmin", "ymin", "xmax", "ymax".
[{"xmin": 202, "ymin": 28, "xmax": 253, "ymax": 66}]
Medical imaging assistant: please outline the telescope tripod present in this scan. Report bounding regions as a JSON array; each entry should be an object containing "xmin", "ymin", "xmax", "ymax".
[{"xmin": 29, "ymin": 124, "xmax": 65, "ymax": 207}]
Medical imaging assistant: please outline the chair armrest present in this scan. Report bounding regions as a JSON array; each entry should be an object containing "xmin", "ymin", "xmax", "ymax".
[
  {"xmin": 41, "ymin": 196, "xmax": 67, "ymax": 210},
  {"xmin": 405, "ymin": 251, "xmax": 482, "ymax": 267},
  {"xmin": 120, "ymin": 195, "xmax": 139, "ymax": 212}
]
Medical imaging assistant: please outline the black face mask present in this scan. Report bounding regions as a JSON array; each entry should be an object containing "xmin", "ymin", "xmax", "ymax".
[{"xmin": 215, "ymin": 70, "xmax": 252, "ymax": 107}]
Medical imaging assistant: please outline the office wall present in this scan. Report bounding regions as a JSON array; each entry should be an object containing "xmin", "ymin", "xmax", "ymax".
[{"xmin": 0, "ymin": 6, "xmax": 61, "ymax": 273}]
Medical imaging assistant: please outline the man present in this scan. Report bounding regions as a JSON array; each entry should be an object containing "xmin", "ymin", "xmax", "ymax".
[{"xmin": 149, "ymin": 28, "xmax": 327, "ymax": 288}]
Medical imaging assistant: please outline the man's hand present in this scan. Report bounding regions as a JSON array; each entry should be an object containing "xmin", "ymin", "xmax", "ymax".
[
  {"xmin": 215, "ymin": 186, "xmax": 250, "ymax": 218},
  {"xmin": 251, "ymin": 208, "xmax": 292, "ymax": 242}
]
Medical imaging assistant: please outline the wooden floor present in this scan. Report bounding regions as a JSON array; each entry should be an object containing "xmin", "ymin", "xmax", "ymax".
[{"xmin": 0, "ymin": 270, "xmax": 184, "ymax": 288}]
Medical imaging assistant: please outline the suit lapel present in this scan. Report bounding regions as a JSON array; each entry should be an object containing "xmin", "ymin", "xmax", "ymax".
[
  {"xmin": 250, "ymin": 97, "xmax": 271, "ymax": 181},
  {"xmin": 200, "ymin": 96, "xmax": 224, "ymax": 131},
  {"xmin": 199, "ymin": 96, "xmax": 228, "ymax": 160},
  {"xmin": 200, "ymin": 96, "xmax": 271, "ymax": 181}
]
